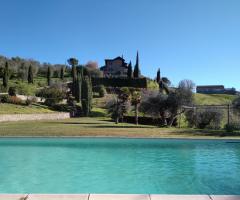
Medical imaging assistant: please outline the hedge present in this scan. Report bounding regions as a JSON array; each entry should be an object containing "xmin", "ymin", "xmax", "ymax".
[
  {"xmin": 92, "ymin": 77, "xmax": 147, "ymax": 88},
  {"xmin": 123, "ymin": 116, "xmax": 177, "ymax": 126}
]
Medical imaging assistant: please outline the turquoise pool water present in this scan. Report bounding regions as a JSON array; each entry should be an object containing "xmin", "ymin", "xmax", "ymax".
[{"xmin": 0, "ymin": 138, "xmax": 239, "ymax": 194}]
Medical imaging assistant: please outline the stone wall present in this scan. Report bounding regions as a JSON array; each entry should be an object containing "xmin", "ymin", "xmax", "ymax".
[{"xmin": 0, "ymin": 112, "xmax": 70, "ymax": 122}]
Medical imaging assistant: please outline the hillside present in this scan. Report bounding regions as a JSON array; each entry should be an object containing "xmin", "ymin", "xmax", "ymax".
[{"xmin": 194, "ymin": 93, "xmax": 237, "ymax": 105}]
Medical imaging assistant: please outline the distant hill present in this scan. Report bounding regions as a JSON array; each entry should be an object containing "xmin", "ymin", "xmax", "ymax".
[{"xmin": 194, "ymin": 93, "xmax": 237, "ymax": 105}]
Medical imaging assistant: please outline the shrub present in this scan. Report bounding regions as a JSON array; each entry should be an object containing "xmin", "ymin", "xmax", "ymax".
[
  {"xmin": 52, "ymin": 104, "xmax": 70, "ymax": 112},
  {"xmin": 196, "ymin": 109, "xmax": 223, "ymax": 129},
  {"xmin": 25, "ymin": 97, "xmax": 37, "ymax": 106},
  {"xmin": 147, "ymin": 79, "xmax": 159, "ymax": 90},
  {"xmin": 0, "ymin": 95, "xmax": 10, "ymax": 103},
  {"xmin": 99, "ymin": 86, "xmax": 106, "ymax": 97},
  {"xmin": 224, "ymin": 123, "xmax": 240, "ymax": 132},
  {"xmin": 36, "ymin": 86, "xmax": 66, "ymax": 106},
  {"xmin": 185, "ymin": 110, "xmax": 196, "ymax": 128},
  {"xmin": 16, "ymin": 82, "xmax": 37, "ymax": 96},
  {"xmin": 93, "ymin": 85, "xmax": 106, "ymax": 97},
  {"xmin": 8, "ymin": 96, "xmax": 23, "ymax": 105},
  {"xmin": 185, "ymin": 109, "xmax": 223, "ymax": 129},
  {"xmin": 0, "ymin": 85, "xmax": 8, "ymax": 93},
  {"xmin": 8, "ymin": 87, "xmax": 17, "ymax": 96}
]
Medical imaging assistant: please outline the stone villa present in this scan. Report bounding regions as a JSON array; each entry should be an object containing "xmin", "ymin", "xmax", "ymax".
[
  {"xmin": 100, "ymin": 56, "xmax": 128, "ymax": 77},
  {"xmin": 196, "ymin": 85, "xmax": 237, "ymax": 95}
]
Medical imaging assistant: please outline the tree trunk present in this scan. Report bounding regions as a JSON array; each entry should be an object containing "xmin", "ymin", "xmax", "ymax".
[
  {"xmin": 135, "ymin": 104, "xmax": 139, "ymax": 125},
  {"xmin": 160, "ymin": 112, "xmax": 167, "ymax": 126},
  {"xmin": 116, "ymin": 117, "xmax": 119, "ymax": 124}
]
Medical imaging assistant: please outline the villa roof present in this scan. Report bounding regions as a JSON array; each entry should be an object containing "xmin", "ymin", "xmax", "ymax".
[
  {"xmin": 197, "ymin": 85, "xmax": 224, "ymax": 89},
  {"xmin": 105, "ymin": 56, "xmax": 125, "ymax": 62}
]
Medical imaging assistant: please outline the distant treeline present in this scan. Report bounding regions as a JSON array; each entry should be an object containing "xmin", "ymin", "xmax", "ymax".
[{"xmin": 0, "ymin": 55, "xmax": 102, "ymax": 80}]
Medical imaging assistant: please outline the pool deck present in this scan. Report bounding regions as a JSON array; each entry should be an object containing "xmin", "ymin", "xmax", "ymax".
[{"xmin": 1, "ymin": 194, "xmax": 240, "ymax": 200}]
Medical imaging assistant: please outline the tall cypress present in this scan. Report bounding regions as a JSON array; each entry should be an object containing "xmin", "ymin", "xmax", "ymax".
[
  {"xmin": 67, "ymin": 58, "xmax": 78, "ymax": 96},
  {"xmin": 75, "ymin": 67, "xmax": 83, "ymax": 103},
  {"xmin": 28, "ymin": 65, "xmax": 34, "ymax": 84},
  {"xmin": 127, "ymin": 61, "xmax": 132, "ymax": 78},
  {"xmin": 156, "ymin": 68, "xmax": 161, "ymax": 83},
  {"xmin": 81, "ymin": 76, "xmax": 92, "ymax": 116},
  {"xmin": 47, "ymin": 66, "xmax": 51, "ymax": 86},
  {"xmin": 72, "ymin": 66, "xmax": 77, "ymax": 96},
  {"xmin": 133, "ymin": 51, "xmax": 140, "ymax": 78},
  {"xmin": 3, "ymin": 62, "xmax": 9, "ymax": 88}
]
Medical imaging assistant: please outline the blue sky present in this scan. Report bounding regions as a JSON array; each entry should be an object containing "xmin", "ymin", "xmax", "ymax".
[{"xmin": 1, "ymin": 0, "xmax": 240, "ymax": 89}]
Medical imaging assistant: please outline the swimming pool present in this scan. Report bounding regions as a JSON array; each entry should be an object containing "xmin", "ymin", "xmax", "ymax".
[{"xmin": 0, "ymin": 138, "xmax": 239, "ymax": 194}]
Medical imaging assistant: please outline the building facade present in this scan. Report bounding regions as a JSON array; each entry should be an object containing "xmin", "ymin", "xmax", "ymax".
[
  {"xmin": 100, "ymin": 56, "xmax": 128, "ymax": 77},
  {"xmin": 196, "ymin": 85, "xmax": 236, "ymax": 95}
]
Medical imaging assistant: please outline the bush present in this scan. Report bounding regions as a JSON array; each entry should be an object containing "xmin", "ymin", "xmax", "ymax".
[
  {"xmin": 224, "ymin": 123, "xmax": 240, "ymax": 132},
  {"xmin": 185, "ymin": 110, "xmax": 195, "ymax": 128},
  {"xmin": 8, "ymin": 87, "xmax": 17, "ymax": 96},
  {"xmin": 52, "ymin": 104, "xmax": 70, "ymax": 112},
  {"xmin": 185, "ymin": 109, "xmax": 223, "ymax": 129},
  {"xmin": 196, "ymin": 109, "xmax": 223, "ymax": 129},
  {"xmin": 93, "ymin": 85, "xmax": 106, "ymax": 97},
  {"xmin": 0, "ymin": 85, "xmax": 8, "ymax": 93},
  {"xmin": 16, "ymin": 82, "xmax": 37, "ymax": 96},
  {"xmin": 0, "ymin": 95, "xmax": 10, "ymax": 103},
  {"xmin": 8, "ymin": 96, "xmax": 23, "ymax": 105},
  {"xmin": 36, "ymin": 86, "xmax": 66, "ymax": 106},
  {"xmin": 147, "ymin": 79, "xmax": 159, "ymax": 90}
]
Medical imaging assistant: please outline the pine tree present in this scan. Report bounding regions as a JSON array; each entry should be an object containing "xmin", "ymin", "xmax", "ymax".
[
  {"xmin": 157, "ymin": 68, "xmax": 161, "ymax": 83},
  {"xmin": 133, "ymin": 51, "xmax": 140, "ymax": 78},
  {"xmin": 127, "ymin": 61, "xmax": 132, "ymax": 78},
  {"xmin": 3, "ymin": 62, "xmax": 9, "ymax": 88},
  {"xmin": 60, "ymin": 66, "xmax": 65, "ymax": 80},
  {"xmin": 28, "ymin": 65, "xmax": 34, "ymax": 84},
  {"xmin": 47, "ymin": 66, "xmax": 51, "ymax": 86}
]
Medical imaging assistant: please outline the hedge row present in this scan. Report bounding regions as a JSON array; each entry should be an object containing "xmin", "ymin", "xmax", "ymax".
[
  {"xmin": 123, "ymin": 116, "xmax": 177, "ymax": 126},
  {"xmin": 92, "ymin": 77, "xmax": 147, "ymax": 88}
]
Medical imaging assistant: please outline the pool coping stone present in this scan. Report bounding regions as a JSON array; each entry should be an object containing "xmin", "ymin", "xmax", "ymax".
[{"xmin": 0, "ymin": 194, "xmax": 239, "ymax": 200}]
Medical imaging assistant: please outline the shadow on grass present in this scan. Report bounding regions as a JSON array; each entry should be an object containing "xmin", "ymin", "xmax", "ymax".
[
  {"xmin": 89, "ymin": 111, "xmax": 106, "ymax": 117},
  {"xmin": 62, "ymin": 122, "xmax": 105, "ymax": 125},
  {"xmin": 90, "ymin": 125, "xmax": 151, "ymax": 129},
  {"xmin": 32, "ymin": 103, "xmax": 50, "ymax": 109}
]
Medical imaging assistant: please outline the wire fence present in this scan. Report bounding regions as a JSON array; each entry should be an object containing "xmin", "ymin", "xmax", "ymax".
[{"xmin": 180, "ymin": 104, "xmax": 240, "ymax": 128}]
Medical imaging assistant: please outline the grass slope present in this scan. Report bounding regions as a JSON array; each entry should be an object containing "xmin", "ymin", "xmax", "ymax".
[
  {"xmin": 0, "ymin": 103, "xmax": 54, "ymax": 114},
  {"xmin": 194, "ymin": 93, "xmax": 237, "ymax": 105}
]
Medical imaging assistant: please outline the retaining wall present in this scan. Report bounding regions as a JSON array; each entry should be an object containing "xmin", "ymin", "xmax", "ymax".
[{"xmin": 0, "ymin": 112, "xmax": 70, "ymax": 122}]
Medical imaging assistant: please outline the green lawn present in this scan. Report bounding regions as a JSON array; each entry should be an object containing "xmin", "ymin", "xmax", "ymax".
[
  {"xmin": 0, "ymin": 117, "xmax": 239, "ymax": 138},
  {"xmin": 0, "ymin": 103, "xmax": 54, "ymax": 114},
  {"xmin": 194, "ymin": 93, "xmax": 237, "ymax": 105}
]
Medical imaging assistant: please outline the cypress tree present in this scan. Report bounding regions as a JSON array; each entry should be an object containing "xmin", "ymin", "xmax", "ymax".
[
  {"xmin": 47, "ymin": 66, "xmax": 51, "ymax": 86},
  {"xmin": 75, "ymin": 67, "xmax": 83, "ymax": 103},
  {"xmin": 3, "ymin": 62, "xmax": 9, "ymax": 88},
  {"xmin": 81, "ymin": 76, "xmax": 92, "ymax": 116},
  {"xmin": 67, "ymin": 58, "xmax": 78, "ymax": 96},
  {"xmin": 72, "ymin": 66, "xmax": 77, "ymax": 96},
  {"xmin": 28, "ymin": 65, "xmax": 34, "ymax": 84},
  {"xmin": 127, "ymin": 61, "xmax": 132, "ymax": 78},
  {"xmin": 60, "ymin": 66, "xmax": 65, "ymax": 80},
  {"xmin": 133, "ymin": 51, "xmax": 140, "ymax": 78},
  {"xmin": 156, "ymin": 68, "xmax": 161, "ymax": 83}
]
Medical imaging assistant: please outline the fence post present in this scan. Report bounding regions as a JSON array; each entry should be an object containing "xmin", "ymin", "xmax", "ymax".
[{"xmin": 227, "ymin": 104, "xmax": 230, "ymax": 125}]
